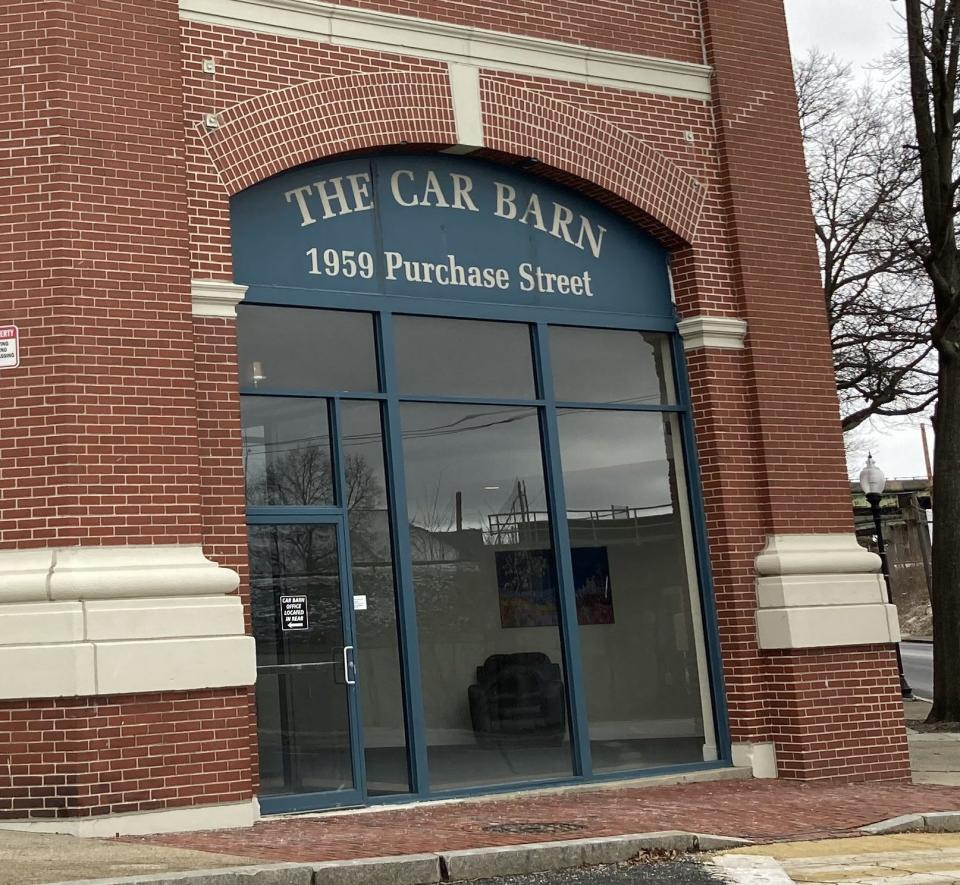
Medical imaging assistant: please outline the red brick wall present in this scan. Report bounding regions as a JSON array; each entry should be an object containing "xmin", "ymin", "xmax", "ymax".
[
  {"xmin": 700, "ymin": 0, "xmax": 854, "ymax": 535},
  {"xmin": 694, "ymin": 0, "xmax": 906, "ymax": 778},
  {"xmin": 297, "ymin": 0, "xmax": 705, "ymax": 63},
  {"xmin": 182, "ymin": 22, "xmax": 451, "ymax": 279},
  {"xmin": 192, "ymin": 315, "xmax": 260, "ymax": 790},
  {"xmin": 0, "ymin": 1, "xmax": 71, "ymax": 550},
  {"xmin": 0, "ymin": 689, "xmax": 254, "ymax": 820},
  {"xmin": 0, "ymin": 0, "xmax": 202, "ymax": 549},
  {"xmin": 0, "ymin": 0, "xmax": 910, "ymax": 822},
  {"xmin": 766, "ymin": 647, "xmax": 911, "ymax": 781}
]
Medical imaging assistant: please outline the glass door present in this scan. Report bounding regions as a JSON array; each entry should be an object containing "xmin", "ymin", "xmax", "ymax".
[{"xmin": 249, "ymin": 519, "xmax": 365, "ymax": 811}]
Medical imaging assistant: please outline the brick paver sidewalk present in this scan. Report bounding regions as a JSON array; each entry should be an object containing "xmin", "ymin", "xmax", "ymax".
[{"xmin": 130, "ymin": 780, "xmax": 960, "ymax": 864}]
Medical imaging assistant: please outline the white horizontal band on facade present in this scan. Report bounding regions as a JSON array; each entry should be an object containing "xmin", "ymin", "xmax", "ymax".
[
  {"xmin": 676, "ymin": 315, "xmax": 748, "ymax": 350},
  {"xmin": 754, "ymin": 533, "xmax": 901, "ymax": 650},
  {"xmin": 178, "ymin": 0, "xmax": 713, "ymax": 99},
  {"xmin": 0, "ymin": 544, "xmax": 255, "ymax": 698},
  {"xmin": 192, "ymin": 278, "xmax": 248, "ymax": 317},
  {"xmin": 0, "ymin": 799, "xmax": 260, "ymax": 837}
]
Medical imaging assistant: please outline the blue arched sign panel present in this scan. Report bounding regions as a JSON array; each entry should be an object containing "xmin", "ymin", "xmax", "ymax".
[{"xmin": 231, "ymin": 155, "xmax": 673, "ymax": 321}]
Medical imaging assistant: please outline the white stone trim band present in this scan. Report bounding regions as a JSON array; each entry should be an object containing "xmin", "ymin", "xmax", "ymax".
[
  {"xmin": 192, "ymin": 278, "xmax": 248, "ymax": 317},
  {"xmin": 179, "ymin": 0, "xmax": 713, "ymax": 99},
  {"xmin": 0, "ymin": 545, "xmax": 255, "ymax": 698},
  {"xmin": 0, "ymin": 799, "xmax": 260, "ymax": 836},
  {"xmin": 755, "ymin": 534, "xmax": 901, "ymax": 650},
  {"xmin": 0, "ymin": 543, "xmax": 240, "ymax": 602},
  {"xmin": 676, "ymin": 315, "xmax": 748, "ymax": 350}
]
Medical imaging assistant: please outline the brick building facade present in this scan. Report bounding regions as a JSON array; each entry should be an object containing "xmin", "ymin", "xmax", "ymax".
[{"xmin": 0, "ymin": 0, "xmax": 908, "ymax": 835}]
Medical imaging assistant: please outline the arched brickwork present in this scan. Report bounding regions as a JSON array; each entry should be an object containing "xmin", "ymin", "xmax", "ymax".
[
  {"xmin": 199, "ymin": 71, "xmax": 458, "ymax": 194},
  {"xmin": 197, "ymin": 70, "xmax": 705, "ymax": 246},
  {"xmin": 479, "ymin": 76, "xmax": 704, "ymax": 245}
]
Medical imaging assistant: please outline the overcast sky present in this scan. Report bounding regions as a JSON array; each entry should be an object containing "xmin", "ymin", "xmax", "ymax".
[
  {"xmin": 782, "ymin": 0, "xmax": 932, "ymax": 481},
  {"xmin": 783, "ymin": 0, "xmax": 904, "ymax": 72}
]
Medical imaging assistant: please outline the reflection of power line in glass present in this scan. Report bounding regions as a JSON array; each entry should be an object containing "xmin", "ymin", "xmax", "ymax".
[{"xmin": 242, "ymin": 401, "xmax": 668, "ymax": 454}]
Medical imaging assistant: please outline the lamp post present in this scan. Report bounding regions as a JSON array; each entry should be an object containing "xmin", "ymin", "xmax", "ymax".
[{"xmin": 859, "ymin": 454, "xmax": 914, "ymax": 699}]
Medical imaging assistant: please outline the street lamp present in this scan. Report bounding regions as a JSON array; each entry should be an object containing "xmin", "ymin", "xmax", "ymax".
[{"xmin": 859, "ymin": 454, "xmax": 914, "ymax": 699}]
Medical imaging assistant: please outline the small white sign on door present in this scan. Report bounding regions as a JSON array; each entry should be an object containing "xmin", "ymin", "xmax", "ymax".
[
  {"xmin": 0, "ymin": 326, "xmax": 19, "ymax": 369},
  {"xmin": 353, "ymin": 595, "xmax": 368, "ymax": 611}
]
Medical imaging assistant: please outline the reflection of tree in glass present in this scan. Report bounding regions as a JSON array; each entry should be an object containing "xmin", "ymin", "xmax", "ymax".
[
  {"xmin": 248, "ymin": 442, "xmax": 333, "ymax": 505},
  {"xmin": 249, "ymin": 523, "xmax": 341, "ymax": 650},
  {"xmin": 248, "ymin": 449, "xmax": 386, "ymax": 643}
]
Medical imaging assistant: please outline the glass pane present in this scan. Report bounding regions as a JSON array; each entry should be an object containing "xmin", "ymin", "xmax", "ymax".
[
  {"xmin": 249, "ymin": 524, "xmax": 355, "ymax": 795},
  {"xmin": 556, "ymin": 409, "xmax": 709, "ymax": 773},
  {"xmin": 237, "ymin": 306, "xmax": 379, "ymax": 393},
  {"xmin": 401, "ymin": 403, "xmax": 572, "ymax": 790},
  {"xmin": 394, "ymin": 316, "xmax": 536, "ymax": 399},
  {"xmin": 340, "ymin": 400, "xmax": 411, "ymax": 795},
  {"xmin": 241, "ymin": 396, "xmax": 334, "ymax": 505},
  {"xmin": 549, "ymin": 326, "xmax": 675, "ymax": 404}
]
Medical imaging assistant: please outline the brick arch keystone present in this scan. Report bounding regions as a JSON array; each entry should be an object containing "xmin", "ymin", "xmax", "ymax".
[{"xmin": 199, "ymin": 70, "xmax": 705, "ymax": 245}]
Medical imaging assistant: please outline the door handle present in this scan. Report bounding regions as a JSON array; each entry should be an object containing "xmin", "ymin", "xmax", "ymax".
[
  {"xmin": 257, "ymin": 662, "xmax": 335, "ymax": 674},
  {"xmin": 343, "ymin": 645, "xmax": 356, "ymax": 685}
]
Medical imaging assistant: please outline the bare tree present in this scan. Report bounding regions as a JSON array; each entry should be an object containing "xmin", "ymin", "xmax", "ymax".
[
  {"xmin": 905, "ymin": 0, "xmax": 960, "ymax": 722},
  {"xmin": 797, "ymin": 50, "xmax": 937, "ymax": 432}
]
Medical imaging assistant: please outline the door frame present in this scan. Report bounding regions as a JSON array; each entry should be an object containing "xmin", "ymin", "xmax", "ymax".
[{"xmin": 247, "ymin": 504, "xmax": 368, "ymax": 810}]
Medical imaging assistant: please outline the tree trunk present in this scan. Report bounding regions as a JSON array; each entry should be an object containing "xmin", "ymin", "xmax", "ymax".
[{"xmin": 929, "ymin": 350, "xmax": 960, "ymax": 720}]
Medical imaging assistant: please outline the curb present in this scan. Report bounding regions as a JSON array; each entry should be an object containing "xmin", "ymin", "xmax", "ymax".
[
  {"xmin": 50, "ymin": 831, "xmax": 753, "ymax": 885},
  {"xmin": 860, "ymin": 810, "xmax": 960, "ymax": 835}
]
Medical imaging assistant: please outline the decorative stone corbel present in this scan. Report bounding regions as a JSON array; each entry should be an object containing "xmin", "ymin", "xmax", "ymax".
[{"xmin": 754, "ymin": 534, "xmax": 900, "ymax": 649}]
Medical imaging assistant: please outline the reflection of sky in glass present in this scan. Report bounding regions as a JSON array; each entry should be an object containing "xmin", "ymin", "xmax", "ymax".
[
  {"xmin": 237, "ymin": 305, "xmax": 379, "ymax": 393},
  {"xmin": 394, "ymin": 315, "xmax": 535, "ymax": 398},
  {"xmin": 400, "ymin": 404, "xmax": 547, "ymax": 532},
  {"xmin": 550, "ymin": 327, "xmax": 673, "ymax": 405},
  {"xmin": 557, "ymin": 411, "xmax": 673, "ymax": 514}
]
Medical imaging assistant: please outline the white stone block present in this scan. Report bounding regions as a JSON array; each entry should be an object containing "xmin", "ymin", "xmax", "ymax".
[
  {"xmin": 0, "ymin": 602, "xmax": 84, "ymax": 646},
  {"xmin": 731, "ymin": 741, "xmax": 778, "ymax": 778},
  {"xmin": 0, "ymin": 548, "xmax": 55, "ymax": 603},
  {"xmin": 84, "ymin": 595, "xmax": 245, "ymax": 641},
  {"xmin": 0, "ymin": 643, "xmax": 96, "ymax": 699},
  {"xmin": 0, "ymin": 798, "xmax": 259, "ymax": 836},
  {"xmin": 94, "ymin": 635, "xmax": 256, "ymax": 694},
  {"xmin": 756, "ymin": 603, "xmax": 900, "ymax": 650},
  {"xmin": 49, "ymin": 544, "xmax": 239, "ymax": 601}
]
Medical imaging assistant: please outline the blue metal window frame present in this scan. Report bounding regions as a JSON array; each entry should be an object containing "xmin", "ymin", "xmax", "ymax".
[
  {"xmin": 249, "ymin": 511, "xmax": 366, "ymax": 814},
  {"xmin": 240, "ymin": 285, "xmax": 732, "ymax": 812}
]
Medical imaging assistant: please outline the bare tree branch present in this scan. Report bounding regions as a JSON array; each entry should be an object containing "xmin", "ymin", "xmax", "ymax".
[{"xmin": 796, "ymin": 50, "xmax": 937, "ymax": 432}]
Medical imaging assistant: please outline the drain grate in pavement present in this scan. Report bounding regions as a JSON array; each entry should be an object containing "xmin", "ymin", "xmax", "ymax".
[{"xmin": 482, "ymin": 822, "xmax": 588, "ymax": 835}]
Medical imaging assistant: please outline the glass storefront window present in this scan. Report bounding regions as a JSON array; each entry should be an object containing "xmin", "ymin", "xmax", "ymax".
[
  {"xmin": 241, "ymin": 396, "xmax": 335, "ymax": 506},
  {"xmin": 340, "ymin": 400, "xmax": 412, "ymax": 795},
  {"xmin": 400, "ymin": 402, "xmax": 573, "ymax": 790},
  {"xmin": 549, "ymin": 326, "xmax": 675, "ymax": 405},
  {"xmin": 555, "ymin": 408, "xmax": 707, "ymax": 772},
  {"xmin": 394, "ymin": 315, "xmax": 536, "ymax": 399},
  {"xmin": 237, "ymin": 306, "xmax": 379, "ymax": 393},
  {"xmin": 239, "ymin": 307, "xmax": 715, "ymax": 809}
]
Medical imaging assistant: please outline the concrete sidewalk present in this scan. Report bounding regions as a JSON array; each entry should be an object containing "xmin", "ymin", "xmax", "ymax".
[
  {"xmin": 0, "ymin": 829, "xmax": 260, "ymax": 885},
  {"xmin": 906, "ymin": 699, "xmax": 960, "ymax": 787},
  {"xmin": 718, "ymin": 832, "xmax": 960, "ymax": 885}
]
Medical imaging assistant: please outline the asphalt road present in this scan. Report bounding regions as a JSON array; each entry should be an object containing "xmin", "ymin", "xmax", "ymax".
[
  {"xmin": 902, "ymin": 640, "xmax": 933, "ymax": 700},
  {"xmin": 471, "ymin": 860, "xmax": 726, "ymax": 885}
]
